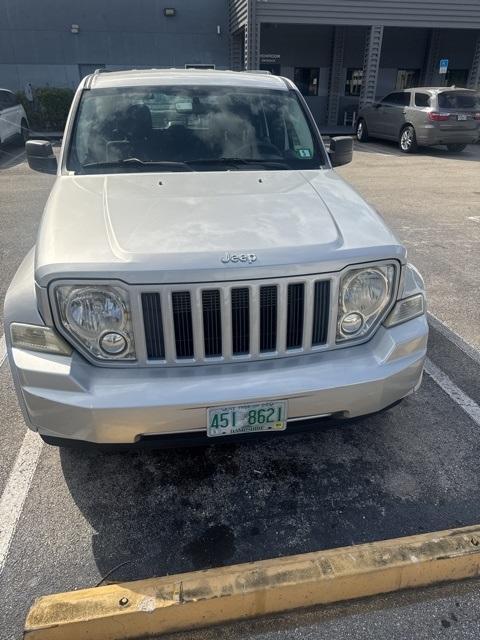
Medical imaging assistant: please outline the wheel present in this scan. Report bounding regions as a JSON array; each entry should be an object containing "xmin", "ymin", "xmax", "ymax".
[
  {"xmin": 356, "ymin": 119, "xmax": 369, "ymax": 142},
  {"xmin": 446, "ymin": 143, "xmax": 467, "ymax": 153},
  {"xmin": 399, "ymin": 125, "xmax": 418, "ymax": 153}
]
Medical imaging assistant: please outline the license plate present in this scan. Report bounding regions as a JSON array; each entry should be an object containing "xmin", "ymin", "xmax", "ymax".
[
  {"xmin": 207, "ymin": 401, "xmax": 287, "ymax": 437},
  {"xmin": 457, "ymin": 114, "xmax": 468, "ymax": 121}
]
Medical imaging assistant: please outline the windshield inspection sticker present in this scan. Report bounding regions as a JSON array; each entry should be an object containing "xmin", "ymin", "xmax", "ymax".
[{"xmin": 296, "ymin": 148, "xmax": 312, "ymax": 159}]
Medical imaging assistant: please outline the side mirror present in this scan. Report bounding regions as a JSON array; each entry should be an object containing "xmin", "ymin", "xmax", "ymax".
[
  {"xmin": 26, "ymin": 140, "xmax": 57, "ymax": 174},
  {"xmin": 328, "ymin": 136, "xmax": 353, "ymax": 168},
  {"xmin": 373, "ymin": 102, "xmax": 381, "ymax": 109}
]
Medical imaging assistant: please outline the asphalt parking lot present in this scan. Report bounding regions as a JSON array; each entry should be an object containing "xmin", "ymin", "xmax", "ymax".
[{"xmin": 1, "ymin": 138, "xmax": 480, "ymax": 640}]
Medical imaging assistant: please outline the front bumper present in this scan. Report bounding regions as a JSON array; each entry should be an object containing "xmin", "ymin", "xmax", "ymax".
[{"xmin": 9, "ymin": 316, "xmax": 428, "ymax": 444}]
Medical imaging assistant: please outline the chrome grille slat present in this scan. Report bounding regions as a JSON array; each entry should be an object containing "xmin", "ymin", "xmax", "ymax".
[
  {"xmin": 221, "ymin": 288, "xmax": 233, "ymax": 359},
  {"xmin": 276, "ymin": 281, "xmax": 288, "ymax": 353},
  {"xmin": 191, "ymin": 288, "xmax": 205, "ymax": 361},
  {"xmin": 302, "ymin": 280, "xmax": 315, "ymax": 351},
  {"xmin": 141, "ymin": 275, "xmax": 332, "ymax": 365}
]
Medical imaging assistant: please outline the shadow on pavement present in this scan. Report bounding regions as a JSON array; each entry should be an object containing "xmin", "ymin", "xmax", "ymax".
[
  {"xmin": 353, "ymin": 138, "xmax": 480, "ymax": 161},
  {"xmin": 60, "ymin": 375, "xmax": 480, "ymax": 586},
  {"xmin": 0, "ymin": 139, "xmax": 26, "ymax": 169}
]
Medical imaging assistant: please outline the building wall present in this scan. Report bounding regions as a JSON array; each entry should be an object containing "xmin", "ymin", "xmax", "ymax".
[
  {"xmin": 261, "ymin": 23, "xmax": 334, "ymax": 123},
  {"xmin": 255, "ymin": 0, "xmax": 480, "ymax": 30},
  {"xmin": 0, "ymin": 0, "xmax": 229, "ymax": 91},
  {"xmin": 261, "ymin": 22, "xmax": 479, "ymax": 125},
  {"xmin": 378, "ymin": 27, "xmax": 479, "ymax": 96}
]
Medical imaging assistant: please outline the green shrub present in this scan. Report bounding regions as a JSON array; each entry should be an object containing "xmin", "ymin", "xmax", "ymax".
[{"xmin": 16, "ymin": 87, "xmax": 74, "ymax": 132}]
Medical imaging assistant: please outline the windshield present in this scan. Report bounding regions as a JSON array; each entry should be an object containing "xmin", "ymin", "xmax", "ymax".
[
  {"xmin": 67, "ymin": 85, "xmax": 326, "ymax": 173},
  {"xmin": 437, "ymin": 91, "xmax": 480, "ymax": 110}
]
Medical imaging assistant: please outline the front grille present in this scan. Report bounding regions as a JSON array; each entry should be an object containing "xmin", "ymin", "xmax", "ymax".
[
  {"xmin": 142, "ymin": 292, "xmax": 165, "ymax": 359},
  {"xmin": 231, "ymin": 288, "xmax": 250, "ymax": 355},
  {"xmin": 202, "ymin": 290, "xmax": 222, "ymax": 357},
  {"xmin": 286, "ymin": 283, "xmax": 305, "ymax": 349},
  {"xmin": 141, "ymin": 276, "xmax": 331, "ymax": 364},
  {"xmin": 171, "ymin": 291, "xmax": 194, "ymax": 358},
  {"xmin": 259, "ymin": 285, "xmax": 277, "ymax": 352}
]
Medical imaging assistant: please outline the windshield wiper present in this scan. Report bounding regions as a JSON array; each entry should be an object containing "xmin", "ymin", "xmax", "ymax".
[
  {"xmin": 80, "ymin": 158, "xmax": 195, "ymax": 172},
  {"xmin": 187, "ymin": 157, "xmax": 290, "ymax": 169}
]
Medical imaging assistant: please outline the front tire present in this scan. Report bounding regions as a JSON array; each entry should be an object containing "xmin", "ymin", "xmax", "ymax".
[
  {"xmin": 356, "ymin": 119, "xmax": 369, "ymax": 142},
  {"xmin": 399, "ymin": 125, "xmax": 418, "ymax": 153},
  {"xmin": 446, "ymin": 143, "xmax": 467, "ymax": 153}
]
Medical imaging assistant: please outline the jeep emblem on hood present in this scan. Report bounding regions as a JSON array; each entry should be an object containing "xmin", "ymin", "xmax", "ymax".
[{"xmin": 221, "ymin": 252, "xmax": 257, "ymax": 264}]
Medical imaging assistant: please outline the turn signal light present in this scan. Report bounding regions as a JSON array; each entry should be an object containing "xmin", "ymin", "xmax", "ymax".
[{"xmin": 428, "ymin": 112, "xmax": 450, "ymax": 122}]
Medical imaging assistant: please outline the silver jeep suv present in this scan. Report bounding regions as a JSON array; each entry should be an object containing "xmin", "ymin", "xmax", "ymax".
[
  {"xmin": 357, "ymin": 87, "xmax": 480, "ymax": 153},
  {"xmin": 5, "ymin": 69, "xmax": 428, "ymax": 447}
]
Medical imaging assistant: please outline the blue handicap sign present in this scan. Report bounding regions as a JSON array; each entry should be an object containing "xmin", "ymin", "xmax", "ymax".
[{"xmin": 439, "ymin": 59, "xmax": 449, "ymax": 75}]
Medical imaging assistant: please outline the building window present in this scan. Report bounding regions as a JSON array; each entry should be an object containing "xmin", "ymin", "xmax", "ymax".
[
  {"xmin": 345, "ymin": 68, "xmax": 363, "ymax": 96},
  {"xmin": 396, "ymin": 69, "xmax": 420, "ymax": 90},
  {"xmin": 294, "ymin": 68, "xmax": 319, "ymax": 97},
  {"xmin": 445, "ymin": 69, "xmax": 469, "ymax": 87}
]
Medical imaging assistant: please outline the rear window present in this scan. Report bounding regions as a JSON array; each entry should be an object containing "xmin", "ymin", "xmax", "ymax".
[
  {"xmin": 414, "ymin": 92, "xmax": 430, "ymax": 108},
  {"xmin": 437, "ymin": 91, "xmax": 480, "ymax": 110}
]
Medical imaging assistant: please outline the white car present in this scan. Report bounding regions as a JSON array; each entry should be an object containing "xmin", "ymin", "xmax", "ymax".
[
  {"xmin": 6, "ymin": 69, "xmax": 428, "ymax": 448},
  {"xmin": 0, "ymin": 89, "xmax": 29, "ymax": 146}
]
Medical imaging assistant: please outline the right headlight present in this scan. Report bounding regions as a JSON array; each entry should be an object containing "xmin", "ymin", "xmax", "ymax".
[
  {"xmin": 337, "ymin": 265, "xmax": 396, "ymax": 342},
  {"xmin": 55, "ymin": 284, "xmax": 136, "ymax": 360}
]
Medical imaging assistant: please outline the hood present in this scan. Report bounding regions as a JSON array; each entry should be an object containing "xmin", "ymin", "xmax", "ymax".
[{"xmin": 35, "ymin": 170, "xmax": 404, "ymax": 286}]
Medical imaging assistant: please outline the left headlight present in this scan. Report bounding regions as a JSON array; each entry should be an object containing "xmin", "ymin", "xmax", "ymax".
[
  {"xmin": 55, "ymin": 285, "xmax": 136, "ymax": 360},
  {"xmin": 337, "ymin": 265, "xmax": 396, "ymax": 342}
]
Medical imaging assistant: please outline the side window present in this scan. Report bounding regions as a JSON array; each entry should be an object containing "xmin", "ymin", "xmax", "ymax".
[
  {"xmin": 401, "ymin": 92, "xmax": 411, "ymax": 107},
  {"xmin": 381, "ymin": 93, "xmax": 396, "ymax": 106},
  {"xmin": 415, "ymin": 92, "xmax": 430, "ymax": 108},
  {"xmin": 294, "ymin": 68, "xmax": 319, "ymax": 97},
  {"xmin": 382, "ymin": 93, "xmax": 403, "ymax": 106}
]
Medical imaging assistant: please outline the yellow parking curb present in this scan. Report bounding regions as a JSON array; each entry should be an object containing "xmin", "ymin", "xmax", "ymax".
[{"xmin": 25, "ymin": 524, "xmax": 480, "ymax": 639}]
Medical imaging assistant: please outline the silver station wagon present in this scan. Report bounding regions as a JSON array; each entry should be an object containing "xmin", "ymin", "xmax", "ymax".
[
  {"xmin": 357, "ymin": 87, "xmax": 480, "ymax": 153},
  {"xmin": 5, "ymin": 69, "xmax": 428, "ymax": 447}
]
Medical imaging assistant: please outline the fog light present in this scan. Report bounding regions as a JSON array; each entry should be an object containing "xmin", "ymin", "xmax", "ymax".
[
  {"xmin": 99, "ymin": 332, "xmax": 127, "ymax": 355},
  {"xmin": 341, "ymin": 312, "xmax": 363, "ymax": 335}
]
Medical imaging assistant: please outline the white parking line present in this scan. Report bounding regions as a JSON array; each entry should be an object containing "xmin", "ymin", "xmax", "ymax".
[
  {"xmin": 425, "ymin": 358, "xmax": 480, "ymax": 426},
  {"xmin": 0, "ymin": 334, "xmax": 6, "ymax": 368},
  {"xmin": 0, "ymin": 429, "xmax": 43, "ymax": 574},
  {"xmin": 0, "ymin": 333, "xmax": 44, "ymax": 574}
]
